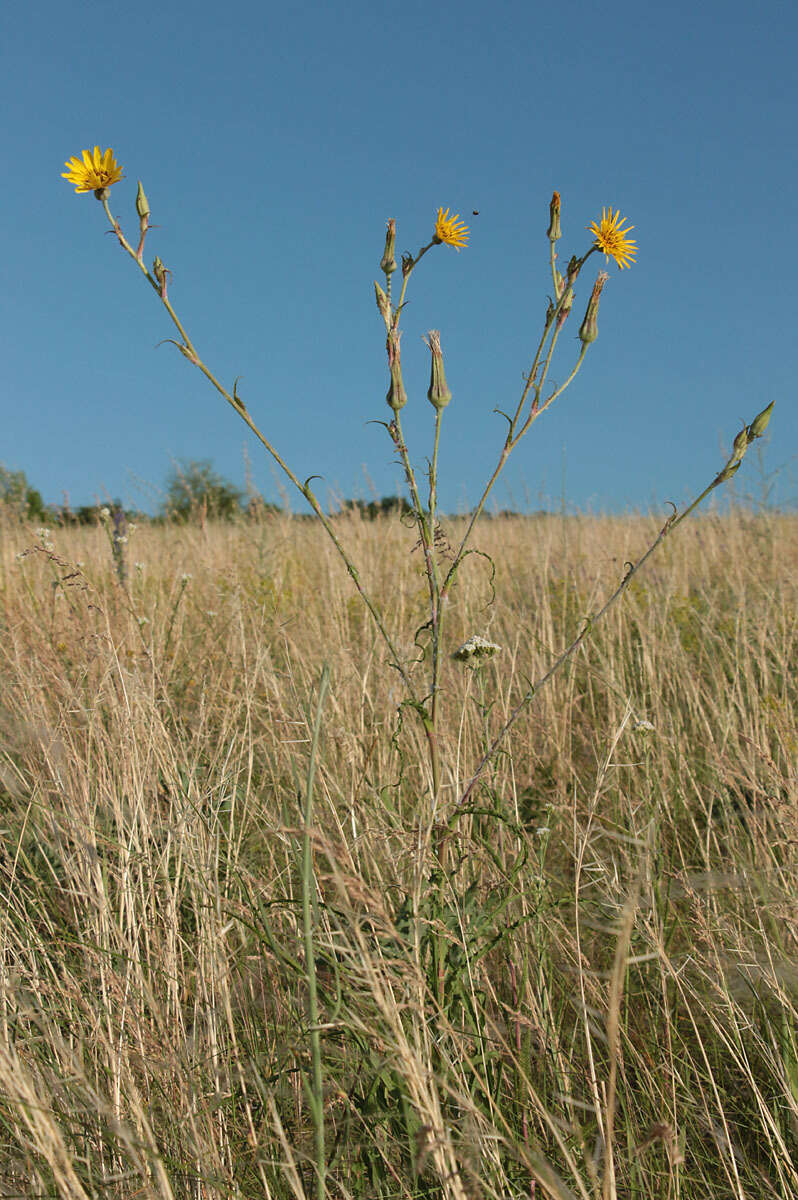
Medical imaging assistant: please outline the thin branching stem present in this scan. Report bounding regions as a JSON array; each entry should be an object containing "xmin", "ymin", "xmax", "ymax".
[{"xmin": 100, "ymin": 196, "xmax": 416, "ymax": 701}]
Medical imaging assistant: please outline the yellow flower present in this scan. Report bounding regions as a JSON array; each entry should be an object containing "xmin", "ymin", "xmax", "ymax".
[
  {"xmin": 433, "ymin": 207, "xmax": 469, "ymax": 250},
  {"xmin": 62, "ymin": 146, "xmax": 124, "ymax": 194},
  {"xmin": 587, "ymin": 207, "xmax": 636, "ymax": 269}
]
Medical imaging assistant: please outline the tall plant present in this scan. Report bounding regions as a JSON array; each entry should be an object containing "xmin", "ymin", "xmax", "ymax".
[{"xmin": 62, "ymin": 145, "xmax": 774, "ymax": 828}]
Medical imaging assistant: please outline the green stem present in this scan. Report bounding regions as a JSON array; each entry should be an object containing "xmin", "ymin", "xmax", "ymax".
[
  {"xmin": 391, "ymin": 411, "xmax": 442, "ymax": 803},
  {"xmin": 549, "ymin": 237, "xmax": 560, "ymax": 297},
  {"xmin": 427, "ymin": 405, "xmax": 444, "ymax": 756},
  {"xmin": 441, "ymin": 340, "xmax": 588, "ymax": 603},
  {"xmin": 456, "ymin": 470, "xmax": 732, "ymax": 806},
  {"xmin": 302, "ymin": 665, "xmax": 330, "ymax": 1200}
]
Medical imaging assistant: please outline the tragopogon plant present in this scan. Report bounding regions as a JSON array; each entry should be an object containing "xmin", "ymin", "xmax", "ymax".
[{"xmin": 63, "ymin": 147, "xmax": 774, "ymax": 831}]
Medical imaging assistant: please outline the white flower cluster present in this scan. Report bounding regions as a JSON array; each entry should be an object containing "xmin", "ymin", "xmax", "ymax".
[
  {"xmin": 452, "ymin": 634, "xmax": 503, "ymax": 664},
  {"xmin": 632, "ymin": 719, "xmax": 656, "ymax": 733}
]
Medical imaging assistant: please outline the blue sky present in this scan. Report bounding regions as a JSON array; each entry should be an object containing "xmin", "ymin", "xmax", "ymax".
[{"xmin": 3, "ymin": 0, "xmax": 796, "ymax": 514}]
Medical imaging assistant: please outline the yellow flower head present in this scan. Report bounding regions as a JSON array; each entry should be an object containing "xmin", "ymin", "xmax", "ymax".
[
  {"xmin": 62, "ymin": 146, "xmax": 124, "ymax": 194},
  {"xmin": 433, "ymin": 207, "xmax": 469, "ymax": 250},
  {"xmin": 587, "ymin": 207, "xmax": 636, "ymax": 269}
]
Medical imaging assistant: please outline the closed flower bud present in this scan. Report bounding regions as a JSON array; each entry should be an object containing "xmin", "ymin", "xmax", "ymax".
[
  {"xmin": 553, "ymin": 268, "xmax": 564, "ymax": 300},
  {"xmin": 425, "ymin": 330, "xmax": 452, "ymax": 411},
  {"xmin": 717, "ymin": 459, "xmax": 742, "ymax": 483},
  {"xmin": 557, "ymin": 283, "xmax": 574, "ymax": 328},
  {"xmin": 730, "ymin": 426, "xmax": 749, "ymax": 463},
  {"xmin": 579, "ymin": 272, "xmax": 608, "ymax": 345},
  {"xmin": 375, "ymin": 281, "xmax": 391, "ymax": 327},
  {"xmin": 386, "ymin": 330, "xmax": 407, "ymax": 411},
  {"xmin": 380, "ymin": 218, "xmax": 397, "ymax": 276},
  {"xmin": 747, "ymin": 400, "xmax": 774, "ymax": 440},
  {"xmin": 136, "ymin": 181, "xmax": 150, "ymax": 221},
  {"xmin": 547, "ymin": 191, "xmax": 562, "ymax": 241},
  {"xmin": 152, "ymin": 256, "xmax": 166, "ymax": 286}
]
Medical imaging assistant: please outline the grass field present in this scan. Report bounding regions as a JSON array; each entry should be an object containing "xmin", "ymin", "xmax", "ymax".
[{"xmin": 0, "ymin": 506, "xmax": 795, "ymax": 1199}]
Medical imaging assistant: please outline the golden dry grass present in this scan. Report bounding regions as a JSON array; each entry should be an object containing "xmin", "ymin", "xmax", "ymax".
[{"xmin": 0, "ymin": 507, "xmax": 795, "ymax": 1199}]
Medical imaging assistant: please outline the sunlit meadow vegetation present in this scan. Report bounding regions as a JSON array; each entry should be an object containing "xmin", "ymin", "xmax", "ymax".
[
  {"xmin": 2, "ymin": 148, "xmax": 789, "ymax": 1198},
  {"xmin": 0, "ymin": 505, "xmax": 795, "ymax": 1198}
]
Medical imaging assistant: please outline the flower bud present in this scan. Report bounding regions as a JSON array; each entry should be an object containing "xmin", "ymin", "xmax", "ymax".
[
  {"xmin": 375, "ymin": 281, "xmax": 391, "ymax": 327},
  {"xmin": 547, "ymin": 191, "xmax": 562, "ymax": 241},
  {"xmin": 425, "ymin": 330, "xmax": 452, "ymax": 411},
  {"xmin": 386, "ymin": 330, "xmax": 407, "ymax": 411},
  {"xmin": 136, "ymin": 181, "xmax": 150, "ymax": 221},
  {"xmin": 557, "ymin": 283, "xmax": 574, "ymax": 328},
  {"xmin": 152, "ymin": 255, "xmax": 169, "ymax": 297},
  {"xmin": 578, "ymin": 272, "xmax": 608, "ymax": 346},
  {"xmin": 730, "ymin": 426, "xmax": 749, "ymax": 464},
  {"xmin": 380, "ymin": 218, "xmax": 397, "ymax": 276},
  {"xmin": 717, "ymin": 459, "xmax": 742, "ymax": 483},
  {"xmin": 553, "ymin": 268, "xmax": 564, "ymax": 301},
  {"xmin": 747, "ymin": 400, "xmax": 774, "ymax": 440}
]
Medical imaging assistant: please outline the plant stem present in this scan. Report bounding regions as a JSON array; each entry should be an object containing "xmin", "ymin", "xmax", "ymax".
[
  {"xmin": 302, "ymin": 665, "xmax": 330, "ymax": 1200},
  {"xmin": 100, "ymin": 198, "xmax": 415, "ymax": 701},
  {"xmin": 456, "ymin": 469, "xmax": 736, "ymax": 806}
]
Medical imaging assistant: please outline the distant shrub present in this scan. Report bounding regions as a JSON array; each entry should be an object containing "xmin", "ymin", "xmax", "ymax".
[
  {"xmin": 339, "ymin": 495, "xmax": 413, "ymax": 520},
  {"xmin": 163, "ymin": 459, "xmax": 243, "ymax": 522},
  {"xmin": 0, "ymin": 464, "xmax": 48, "ymax": 522}
]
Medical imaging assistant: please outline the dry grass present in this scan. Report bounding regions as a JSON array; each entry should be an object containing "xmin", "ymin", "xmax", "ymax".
[{"xmin": 0, "ymin": 507, "xmax": 795, "ymax": 1199}]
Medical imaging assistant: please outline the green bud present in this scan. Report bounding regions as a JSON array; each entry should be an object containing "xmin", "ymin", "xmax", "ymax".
[
  {"xmin": 386, "ymin": 330, "xmax": 407, "ymax": 411},
  {"xmin": 425, "ymin": 330, "xmax": 452, "ymax": 411},
  {"xmin": 136, "ymin": 181, "xmax": 150, "ymax": 221},
  {"xmin": 717, "ymin": 459, "xmax": 742, "ymax": 483},
  {"xmin": 380, "ymin": 218, "xmax": 397, "ymax": 276},
  {"xmin": 578, "ymin": 272, "xmax": 608, "ymax": 346},
  {"xmin": 547, "ymin": 191, "xmax": 562, "ymax": 241},
  {"xmin": 553, "ymin": 268, "xmax": 564, "ymax": 301},
  {"xmin": 152, "ymin": 256, "xmax": 165, "ymax": 284},
  {"xmin": 730, "ymin": 426, "xmax": 749, "ymax": 464},
  {"xmin": 557, "ymin": 283, "xmax": 574, "ymax": 329},
  {"xmin": 747, "ymin": 400, "xmax": 774, "ymax": 440},
  {"xmin": 374, "ymin": 281, "xmax": 391, "ymax": 327}
]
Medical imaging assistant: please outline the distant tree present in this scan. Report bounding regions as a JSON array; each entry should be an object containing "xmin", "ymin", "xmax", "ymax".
[
  {"xmin": 0, "ymin": 464, "xmax": 48, "ymax": 521},
  {"xmin": 340, "ymin": 495, "xmax": 413, "ymax": 520},
  {"xmin": 163, "ymin": 459, "xmax": 243, "ymax": 522}
]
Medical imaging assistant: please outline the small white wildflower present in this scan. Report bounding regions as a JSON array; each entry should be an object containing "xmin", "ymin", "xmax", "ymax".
[
  {"xmin": 181, "ymin": 573, "xmax": 193, "ymax": 583},
  {"xmin": 633, "ymin": 719, "xmax": 656, "ymax": 733},
  {"xmin": 535, "ymin": 826, "xmax": 551, "ymax": 837},
  {"xmin": 134, "ymin": 562, "xmax": 145, "ymax": 573},
  {"xmin": 115, "ymin": 535, "xmax": 128, "ymax": 544},
  {"xmin": 137, "ymin": 616, "xmax": 150, "ymax": 626},
  {"xmin": 206, "ymin": 610, "xmax": 217, "ymax": 617},
  {"xmin": 15, "ymin": 552, "xmax": 25, "ymax": 561},
  {"xmin": 452, "ymin": 634, "xmax": 503, "ymax": 663},
  {"xmin": 76, "ymin": 561, "xmax": 85, "ymax": 568},
  {"xmin": 127, "ymin": 523, "xmax": 137, "ymax": 534},
  {"xmin": 100, "ymin": 507, "xmax": 111, "ymax": 520},
  {"xmin": 36, "ymin": 527, "xmax": 50, "ymax": 540},
  {"xmin": 43, "ymin": 542, "xmax": 54, "ymax": 552}
]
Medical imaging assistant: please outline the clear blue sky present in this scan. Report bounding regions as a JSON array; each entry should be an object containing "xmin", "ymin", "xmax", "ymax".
[{"xmin": 3, "ymin": 0, "xmax": 796, "ymax": 514}]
